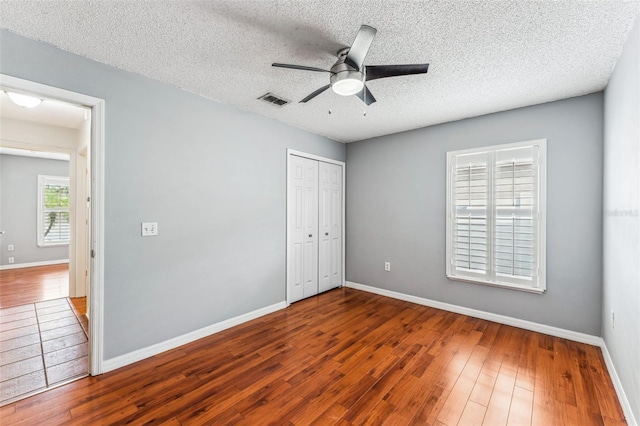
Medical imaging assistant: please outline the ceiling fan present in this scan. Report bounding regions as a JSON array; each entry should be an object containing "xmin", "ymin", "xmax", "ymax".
[{"xmin": 272, "ymin": 25, "xmax": 429, "ymax": 105}]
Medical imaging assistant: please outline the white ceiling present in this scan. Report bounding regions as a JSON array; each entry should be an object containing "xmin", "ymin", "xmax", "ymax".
[
  {"xmin": 0, "ymin": 91, "xmax": 89, "ymax": 130},
  {"xmin": 1, "ymin": 1, "xmax": 638, "ymax": 143}
]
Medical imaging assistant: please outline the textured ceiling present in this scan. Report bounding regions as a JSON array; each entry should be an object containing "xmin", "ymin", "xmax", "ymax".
[{"xmin": 1, "ymin": 1, "xmax": 638, "ymax": 143}]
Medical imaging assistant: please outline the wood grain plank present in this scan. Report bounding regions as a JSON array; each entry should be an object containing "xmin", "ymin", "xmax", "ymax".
[
  {"xmin": 507, "ymin": 385, "xmax": 533, "ymax": 426},
  {"xmin": 459, "ymin": 399, "xmax": 487, "ymax": 426}
]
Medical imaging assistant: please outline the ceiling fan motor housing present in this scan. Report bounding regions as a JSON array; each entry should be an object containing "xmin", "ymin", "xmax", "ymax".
[{"xmin": 330, "ymin": 60, "xmax": 365, "ymax": 96}]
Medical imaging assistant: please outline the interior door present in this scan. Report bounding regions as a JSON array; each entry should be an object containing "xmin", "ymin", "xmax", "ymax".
[
  {"xmin": 319, "ymin": 162, "xmax": 343, "ymax": 292},
  {"xmin": 318, "ymin": 162, "xmax": 332, "ymax": 292},
  {"xmin": 329, "ymin": 163, "xmax": 343, "ymax": 289},
  {"xmin": 288, "ymin": 155, "xmax": 318, "ymax": 303},
  {"xmin": 302, "ymin": 159, "xmax": 319, "ymax": 298}
]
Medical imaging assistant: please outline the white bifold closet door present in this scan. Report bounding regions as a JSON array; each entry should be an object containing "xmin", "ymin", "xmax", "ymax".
[
  {"xmin": 318, "ymin": 161, "xmax": 343, "ymax": 293},
  {"xmin": 288, "ymin": 155, "xmax": 342, "ymax": 303}
]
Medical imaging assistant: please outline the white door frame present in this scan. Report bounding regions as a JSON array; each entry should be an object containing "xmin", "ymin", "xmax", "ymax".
[
  {"xmin": 286, "ymin": 149, "xmax": 345, "ymax": 305},
  {"xmin": 1, "ymin": 74, "xmax": 105, "ymax": 375}
]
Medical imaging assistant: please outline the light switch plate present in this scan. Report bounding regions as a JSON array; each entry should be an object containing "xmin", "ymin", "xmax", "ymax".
[
  {"xmin": 7, "ymin": 245, "xmax": 14, "ymax": 251},
  {"xmin": 141, "ymin": 222, "xmax": 158, "ymax": 236}
]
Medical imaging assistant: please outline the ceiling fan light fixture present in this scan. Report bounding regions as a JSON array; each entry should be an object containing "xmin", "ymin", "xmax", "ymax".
[
  {"xmin": 330, "ymin": 71, "xmax": 364, "ymax": 96},
  {"xmin": 5, "ymin": 91, "xmax": 43, "ymax": 108}
]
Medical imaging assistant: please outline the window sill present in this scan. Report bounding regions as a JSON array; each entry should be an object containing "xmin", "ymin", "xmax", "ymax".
[
  {"xmin": 37, "ymin": 242, "xmax": 70, "ymax": 248},
  {"xmin": 446, "ymin": 274, "xmax": 545, "ymax": 294}
]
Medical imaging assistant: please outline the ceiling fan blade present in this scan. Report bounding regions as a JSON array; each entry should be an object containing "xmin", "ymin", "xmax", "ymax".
[
  {"xmin": 345, "ymin": 25, "xmax": 377, "ymax": 71},
  {"xmin": 365, "ymin": 64, "xmax": 429, "ymax": 81},
  {"xmin": 355, "ymin": 85, "xmax": 377, "ymax": 106},
  {"xmin": 300, "ymin": 84, "xmax": 331, "ymax": 103},
  {"xmin": 272, "ymin": 63, "xmax": 332, "ymax": 73}
]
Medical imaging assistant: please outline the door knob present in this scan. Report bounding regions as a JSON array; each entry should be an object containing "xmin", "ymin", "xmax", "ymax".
[
  {"xmin": 308, "ymin": 234, "xmax": 312, "ymax": 237},
  {"xmin": 325, "ymin": 232, "xmax": 329, "ymax": 236}
]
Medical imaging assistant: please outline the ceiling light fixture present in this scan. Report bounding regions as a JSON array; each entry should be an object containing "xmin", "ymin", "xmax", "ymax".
[
  {"xmin": 5, "ymin": 91, "xmax": 43, "ymax": 108},
  {"xmin": 330, "ymin": 70, "xmax": 365, "ymax": 96}
]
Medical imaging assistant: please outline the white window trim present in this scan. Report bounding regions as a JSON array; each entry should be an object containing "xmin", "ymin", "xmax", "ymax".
[
  {"xmin": 37, "ymin": 175, "xmax": 71, "ymax": 247},
  {"xmin": 445, "ymin": 139, "xmax": 547, "ymax": 293}
]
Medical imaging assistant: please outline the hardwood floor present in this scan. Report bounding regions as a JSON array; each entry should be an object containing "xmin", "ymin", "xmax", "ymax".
[
  {"xmin": 0, "ymin": 264, "xmax": 69, "ymax": 308},
  {"xmin": 0, "ymin": 288, "xmax": 626, "ymax": 425}
]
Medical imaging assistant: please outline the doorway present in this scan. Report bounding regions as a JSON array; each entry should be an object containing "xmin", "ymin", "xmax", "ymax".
[
  {"xmin": 286, "ymin": 149, "xmax": 345, "ymax": 304},
  {"xmin": 0, "ymin": 74, "xmax": 104, "ymax": 403}
]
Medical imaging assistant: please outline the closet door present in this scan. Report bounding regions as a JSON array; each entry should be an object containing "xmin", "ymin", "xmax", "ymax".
[
  {"xmin": 288, "ymin": 156, "xmax": 319, "ymax": 303},
  {"xmin": 318, "ymin": 163, "xmax": 332, "ymax": 292},
  {"xmin": 319, "ymin": 162, "xmax": 343, "ymax": 292}
]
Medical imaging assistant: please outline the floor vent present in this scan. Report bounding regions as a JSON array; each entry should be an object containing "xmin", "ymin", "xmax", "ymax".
[{"xmin": 258, "ymin": 93, "xmax": 291, "ymax": 107}]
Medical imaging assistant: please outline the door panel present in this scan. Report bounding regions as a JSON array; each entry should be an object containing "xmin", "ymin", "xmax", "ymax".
[
  {"xmin": 318, "ymin": 162, "xmax": 332, "ymax": 292},
  {"xmin": 288, "ymin": 156, "xmax": 318, "ymax": 303},
  {"xmin": 288, "ymin": 157, "xmax": 305, "ymax": 303},
  {"xmin": 330, "ymin": 163, "xmax": 343, "ymax": 288},
  {"xmin": 302, "ymin": 160, "xmax": 318, "ymax": 298},
  {"xmin": 319, "ymin": 162, "xmax": 343, "ymax": 292}
]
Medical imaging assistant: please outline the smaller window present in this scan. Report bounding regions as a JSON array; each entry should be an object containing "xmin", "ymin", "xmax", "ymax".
[{"xmin": 37, "ymin": 175, "xmax": 70, "ymax": 247}]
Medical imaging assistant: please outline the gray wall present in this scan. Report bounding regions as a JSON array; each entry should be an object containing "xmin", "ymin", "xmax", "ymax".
[
  {"xmin": 0, "ymin": 154, "xmax": 69, "ymax": 266},
  {"xmin": 0, "ymin": 30, "xmax": 345, "ymax": 360},
  {"xmin": 603, "ymin": 17, "xmax": 640, "ymax": 423},
  {"xmin": 346, "ymin": 93, "xmax": 603, "ymax": 335}
]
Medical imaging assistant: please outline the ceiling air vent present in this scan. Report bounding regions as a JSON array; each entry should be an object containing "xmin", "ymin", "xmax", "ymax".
[{"xmin": 258, "ymin": 93, "xmax": 291, "ymax": 107}]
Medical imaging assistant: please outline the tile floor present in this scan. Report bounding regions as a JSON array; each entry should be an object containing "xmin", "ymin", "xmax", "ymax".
[{"xmin": 0, "ymin": 298, "xmax": 88, "ymax": 406}]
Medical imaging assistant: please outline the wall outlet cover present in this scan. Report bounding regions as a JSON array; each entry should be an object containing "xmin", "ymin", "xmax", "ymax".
[
  {"xmin": 7, "ymin": 244, "xmax": 14, "ymax": 251},
  {"xmin": 8, "ymin": 257, "xmax": 15, "ymax": 264},
  {"xmin": 141, "ymin": 222, "xmax": 158, "ymax": 237}
]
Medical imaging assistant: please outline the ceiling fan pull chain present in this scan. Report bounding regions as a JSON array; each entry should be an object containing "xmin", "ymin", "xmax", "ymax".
[
  {"xmin": 329, "ymin": 87, "xmax": 333, "ymax": 115},
  {"xmin": 364, "ymin": 88, "xmax": 367, "ymax": 116}
]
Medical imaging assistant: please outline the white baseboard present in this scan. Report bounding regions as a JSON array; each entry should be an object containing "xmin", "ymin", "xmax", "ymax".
[
  {"xmin": 346, "ymin": 281, "xmax": 637, "ymax": 424},
  {"xmin": 345, "ymin": 281, "xmax": 601, "ymax": 346},
  {"xmin": 0, "ymin": 259, "xmax": 69, "ymax": 270},
  {"xmin": 600, "ymin": 341, "xmax": 638, "ymax": 426},
  {"xmin": 102, "ymin": 301, "xmax": 287, "ymax": 373}
]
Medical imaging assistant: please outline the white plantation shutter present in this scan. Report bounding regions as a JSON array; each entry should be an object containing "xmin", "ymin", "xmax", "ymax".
[
  {"xmin": 446, "ymin": 140, "xmax": 546, "ymax": 293},
  {"xmin": 452, "ymin": 152, "xmax": 489, "ymax": 278},
  {"xmin": 494, "ymin": 146, "xmax": 538, "ymax": 284},
  {"xmin": 37, "ymin": 176, "xmax": 71, "ymax": 246},
  {"xmin": 42, "ymin": 209, "xmax": 70, "ymax": 243}
]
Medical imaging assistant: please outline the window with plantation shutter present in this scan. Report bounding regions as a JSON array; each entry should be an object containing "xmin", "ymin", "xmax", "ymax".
[
  {"xmin": 446, "ymin": 139, "xmax": 546, "ymax": 293},
  {"xmin": 37, "ymin": 175, "xmax": 71, "ymax": 247}
]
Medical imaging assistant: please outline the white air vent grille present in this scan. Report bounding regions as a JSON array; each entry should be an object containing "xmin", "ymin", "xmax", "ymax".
[{"xmin": 258, "ymin": 93, "xmax": 290, "ymax": 107}]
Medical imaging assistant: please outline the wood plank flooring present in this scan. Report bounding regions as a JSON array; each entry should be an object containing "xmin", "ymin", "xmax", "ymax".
[
  {"xmin": 0, "ymin": 264, "xmax": 69, "ymax": 309},
  {"xmin": 0, "ymin": 288, "xmax": 626, "ymax": 425}
]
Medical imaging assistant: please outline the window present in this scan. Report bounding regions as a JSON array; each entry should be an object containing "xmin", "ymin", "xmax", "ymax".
[
  {"xmin": 446, "ymin": 139, "xmax": 546, "ymax": 293},
  {"xmin": 37, "ymin": 175, "xmax": 70, "ymax": 246}
]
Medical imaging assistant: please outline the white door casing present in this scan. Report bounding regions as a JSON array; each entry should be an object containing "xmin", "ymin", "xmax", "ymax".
[{"xmin": 0, "ymin": 74, "xmax": 105, "ymax": 375}]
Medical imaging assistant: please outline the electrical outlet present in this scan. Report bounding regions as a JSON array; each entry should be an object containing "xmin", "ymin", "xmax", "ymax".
[
  {"xmin": 8, "ymin": 257, "xmax": 15, "ymax": 264},
  {"xmin": 7, "ymin": 244, "xmax": 14, "ymax": 251},
  {"xmin": 141, "ymin": 222, "xmax": 158, "ymax": 237},
  {"xmin": 610, "ymin": 309, "xmax": 615, "ymax": 329},
  {"xmin": 384, "ymin": 262, "xmax": 391, "ymax": 271}
]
